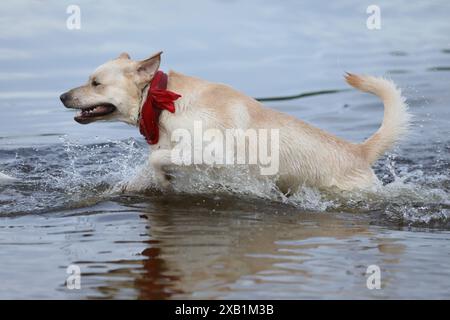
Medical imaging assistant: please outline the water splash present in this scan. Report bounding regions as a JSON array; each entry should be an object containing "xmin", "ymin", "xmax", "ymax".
[
  {"xmin": 120, "ymin": 149, "xmax": 449, "ymax": 226},
  {"xmin": 0, "ymin": 139, "xmax": 448, "ymax": 227},
  {"xmin": 0, "ymin": 137, "xmax": 146, "ymax": 215},
  {"xmin": 0, "ymin": 172, "xmax": 17, "ymax": 184}
]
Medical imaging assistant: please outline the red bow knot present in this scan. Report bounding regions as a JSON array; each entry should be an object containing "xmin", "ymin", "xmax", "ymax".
[{"xmin": 138, "ymin": 71, "xmax": 181, "ymax": 145}]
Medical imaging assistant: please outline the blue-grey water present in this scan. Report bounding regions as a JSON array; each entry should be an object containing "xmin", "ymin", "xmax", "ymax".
[{"xmin": 0, "ymin": 0, "xmax": 449, "ymax": 299}]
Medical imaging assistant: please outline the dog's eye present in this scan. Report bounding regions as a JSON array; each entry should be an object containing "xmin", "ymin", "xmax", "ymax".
[{"xmin": 92, "ymin": 80, "xmax": 101, "ymax": 87}]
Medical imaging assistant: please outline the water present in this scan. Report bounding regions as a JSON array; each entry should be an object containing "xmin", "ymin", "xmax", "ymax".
[{"xmin": 0, "ymin": 0, "xmax": 449, "ymax": 299}]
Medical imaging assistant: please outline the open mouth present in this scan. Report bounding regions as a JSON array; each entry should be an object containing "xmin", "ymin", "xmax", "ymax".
[{"xmin": 74, "ymin": 104, "xmax": 116, "ymax": 124}]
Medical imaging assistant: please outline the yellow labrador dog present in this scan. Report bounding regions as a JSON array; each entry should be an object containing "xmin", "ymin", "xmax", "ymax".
[{"xmin": 60, "ymin": 52, "xmax": 409, "ymax": 193}]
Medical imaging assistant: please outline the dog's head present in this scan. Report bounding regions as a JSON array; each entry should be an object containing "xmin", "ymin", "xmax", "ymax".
[{"xmin": 60, "ymin": 51, "xmax": 162, "ymax": 125}]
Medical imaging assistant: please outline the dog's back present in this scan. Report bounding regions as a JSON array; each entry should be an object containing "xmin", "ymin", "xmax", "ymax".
[{"xmin": 163, "ymin": 72, "xmax": 410, "ymax": 192}]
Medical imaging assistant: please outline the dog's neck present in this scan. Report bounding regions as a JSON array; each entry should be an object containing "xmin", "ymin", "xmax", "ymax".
[{"xmin": 136, "ymin": 71, "xmax": 181, "ymax": 145}]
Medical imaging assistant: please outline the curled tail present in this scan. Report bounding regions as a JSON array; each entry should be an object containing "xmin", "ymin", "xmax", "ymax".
[{"xmin": 345, "ymin": 73, "xmax": 411, "ymax": 164}]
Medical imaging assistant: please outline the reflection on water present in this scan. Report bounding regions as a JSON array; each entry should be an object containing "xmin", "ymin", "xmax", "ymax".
[
  {"xmin": 2, "ymin": 195, "xmax": 450, "ymax": 299},
  {"xmin": 0, "ymin": 0, "xmax": 450, "ymax": 299}
]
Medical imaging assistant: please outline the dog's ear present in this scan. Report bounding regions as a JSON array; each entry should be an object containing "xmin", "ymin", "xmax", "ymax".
[
  {"xmin": 117, "ymin": 52, "xmax": 130, "ymax": 60},
  {"xmin": 136, "ymin": 51, "xmax": 162, "ymax": 83}
]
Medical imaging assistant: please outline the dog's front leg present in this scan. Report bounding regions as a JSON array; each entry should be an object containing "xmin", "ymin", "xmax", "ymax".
[{"xmin": 149, "ymin": 149, "xmax": 173, "ymax": 189}]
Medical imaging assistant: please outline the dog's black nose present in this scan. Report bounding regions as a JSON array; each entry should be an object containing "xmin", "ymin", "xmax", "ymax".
[{"xmin": 60, "ymin": 92, "xmax": 69, "ymax": 104}]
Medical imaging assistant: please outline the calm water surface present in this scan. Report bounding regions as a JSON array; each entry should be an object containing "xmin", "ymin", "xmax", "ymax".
[{"xmin": 0, "ymin": 0, "xmax": 449, "ymax": 299}]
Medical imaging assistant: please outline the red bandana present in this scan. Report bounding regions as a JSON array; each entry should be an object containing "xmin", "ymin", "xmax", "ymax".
[{"xmin": 138, "ymin": 71, "xmax": 181, "ymax": 145}]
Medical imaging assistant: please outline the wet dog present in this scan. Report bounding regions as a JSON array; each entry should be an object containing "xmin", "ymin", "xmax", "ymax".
[{"xmin": 60, "ymin": 52, "xmax": 410, "ymax": 193}]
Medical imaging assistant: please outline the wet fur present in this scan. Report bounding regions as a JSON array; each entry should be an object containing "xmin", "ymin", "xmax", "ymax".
[{"xmin": 60, "ymin": 53, "xmax": 410, "ymax": 193}]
